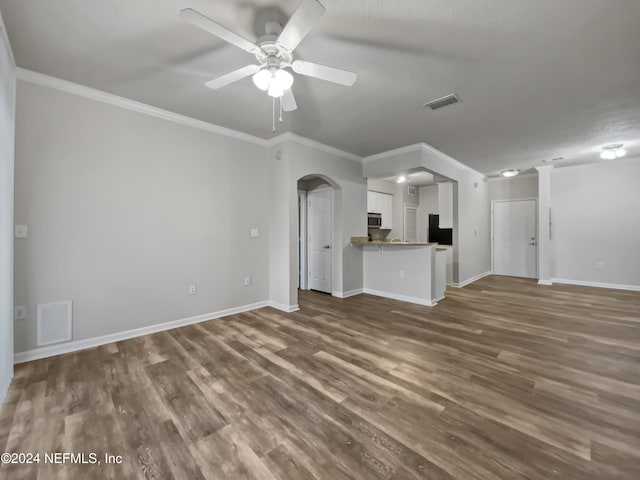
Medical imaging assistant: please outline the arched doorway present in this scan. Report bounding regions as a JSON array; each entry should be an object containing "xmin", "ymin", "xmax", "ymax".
[{"xmin": 297, "ymin": 174, "xmax": 340, "ymax": 295}]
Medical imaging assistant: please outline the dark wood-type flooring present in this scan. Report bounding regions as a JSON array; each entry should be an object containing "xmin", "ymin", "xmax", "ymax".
[{"xmin": 1, "ymin": 275, "xmax": 640, "ymax": 479}]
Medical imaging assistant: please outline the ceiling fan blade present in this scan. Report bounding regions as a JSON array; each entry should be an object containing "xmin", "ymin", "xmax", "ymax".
[
  {"xmin": 292, "ymin": 60, "xmax": 356, "ymax": 86},
  {"xmin": 276, "ymin": 0, "xmax": 326, "ymax": 52},
  {"xmin": 181, "ymin": 8, "xmax": 259, "ymax": 54},
  {"xmin": 282, "ymin": 89, "xmax": 298, "ymax": 112},
  {"xmin": 205, "ymin": 65, "xmax": 260, "ymax": 89}
]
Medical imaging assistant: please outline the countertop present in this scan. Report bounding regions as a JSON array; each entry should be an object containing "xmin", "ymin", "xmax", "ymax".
[{"xmin": 350, "ymin": 237, "xmax": 438, "ymax": 246}]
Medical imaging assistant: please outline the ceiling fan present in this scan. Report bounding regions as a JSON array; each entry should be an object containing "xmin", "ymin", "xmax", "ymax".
[{"xmin": 180, "ymin": 0, "xmax": 357, "ymax": 115}]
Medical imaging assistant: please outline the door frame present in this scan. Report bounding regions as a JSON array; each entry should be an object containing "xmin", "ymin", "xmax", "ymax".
[
  {"xmin": 491, "ymin": 198, "xmax": 538, "ymax": 277},
  {"xmin": 297, "ymin": 190, "xmax": 308, "ymax": 290},
  {"xmin": 305, "ymin": 186, "xmax": 334, "ymax": 293}
]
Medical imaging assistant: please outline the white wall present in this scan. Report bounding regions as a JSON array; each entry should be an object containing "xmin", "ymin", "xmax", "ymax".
[
  {"xmin": 0, "ymin": 11, "xmax": 15, "ymax": 406},
  {"xmin": 551, "ymin": 158, "xmax": 640, "ymax": 288},
  {"xmin": 270, "ymin": 139, "xmax": 366, "ymax": 307},
  {"xmin": 417, "ymin": 185, "xmax": 438, "ymax": 242},
  {"xmin": 456, "ymin": 176, "xmax": 491, "ymax": 283},
  {"xmin": 364, "ymin": 145, "xmax": 491, "ymax": 285},
  {"xmin": 13, "ymin": 80, "xmax": 271, "ymax": 354},
  {"xmin": 488, "ymin": 173, "xmax": 538, "ymax": 201},
  {"xmin": 363, "ymin": 245, "xmax": 435, "ymax": 305}
]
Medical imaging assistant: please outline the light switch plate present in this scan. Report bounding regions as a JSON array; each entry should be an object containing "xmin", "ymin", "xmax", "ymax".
[
  {"xmin": 15, "ymin": 224, "xmax": 28, "ymax": 238},
  {"xmin": 250, "ymin": 228, "xmax": 259, "ymax": 238}
]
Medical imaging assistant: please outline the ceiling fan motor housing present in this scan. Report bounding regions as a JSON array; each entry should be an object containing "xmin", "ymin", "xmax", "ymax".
[{"xmin": 255, "ymin": 38, "xmax": 293, "ymax": 69}]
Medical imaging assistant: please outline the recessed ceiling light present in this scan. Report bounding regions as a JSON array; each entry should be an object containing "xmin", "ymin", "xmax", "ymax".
[
  {"xmin": 397, "ymin": 175, "xmax": 407, "ymax": 183},
  {"xmin": 501, "ymin": 169, "xmax": 520, "ymax": 178},
  {"xmin": 600, "ymin": 144, "xmax": 626, "ymax": 160}
]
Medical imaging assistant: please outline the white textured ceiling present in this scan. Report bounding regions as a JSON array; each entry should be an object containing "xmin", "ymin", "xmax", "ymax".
[{"xmin": 2, "ymin": 0, "xmax": 639, "ymax": 174}]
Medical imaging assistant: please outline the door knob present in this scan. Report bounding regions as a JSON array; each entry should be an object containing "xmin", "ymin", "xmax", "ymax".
[
  {"xmin": 528, "ymin": 242, "xmax": 536, "ymax": 246},
  {"xmin": 323, "ymin": 245, "xmax": 331, "ymax": 249}
]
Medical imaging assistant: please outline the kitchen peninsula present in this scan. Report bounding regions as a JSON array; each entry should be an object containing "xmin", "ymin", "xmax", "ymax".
[{"xmin": 350, "ymin": 237, "xmax": 447, "ymax": 306}]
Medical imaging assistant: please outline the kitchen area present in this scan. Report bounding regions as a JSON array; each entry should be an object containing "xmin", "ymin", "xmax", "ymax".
[{"xmin": 351, "ymin": 171, "xmax": 455, "ymax": 306}]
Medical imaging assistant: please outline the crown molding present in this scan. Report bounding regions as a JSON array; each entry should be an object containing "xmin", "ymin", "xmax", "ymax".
[
  {"xmin": 418, "ymin": 142, "xmax": 479, "ymax": 174},
  {"xmin": 267, "ymin": 132, "xmax": 362, "ymax": 162},
  {"xmin": 362, "ymin": 143, "xmax": 425, "ymax": 163},
  {"xmin": 16, "ymin": 68, "xmax": 269, "ymax": 147},
  {"xmin": 16, "ymin": 68, "xmax": 362, "ymax": 162},
  {"xmin": 363, "ymin": 142, "xmax": 481, "ymax": 176},
  {"xmin": 15, "ymin": 68, "xmax": 484, "ymax": 170},
  {"xmin": 0, "ymin": 9, "xmax": 15, "ymax": 67}
]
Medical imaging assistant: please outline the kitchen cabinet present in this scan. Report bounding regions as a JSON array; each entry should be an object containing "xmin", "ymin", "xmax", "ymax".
[
  {"xmin": 368, "ymin": 191, "xmax": 393, "ymax": 229},
  {"xmin": 367, "ymin": 191, "xmax": 378, "ymax": 213},
  {"xmin": 438, "ymin": 182, "xmax": 453, "ymax": 229}
]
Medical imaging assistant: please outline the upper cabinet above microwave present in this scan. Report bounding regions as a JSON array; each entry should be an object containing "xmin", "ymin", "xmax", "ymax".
[{"xmin": 367, "ymin": 191, "xmax": 393, "ymax": 229}]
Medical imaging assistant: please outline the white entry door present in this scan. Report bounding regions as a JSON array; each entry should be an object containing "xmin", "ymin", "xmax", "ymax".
[
  {"xmin": 308, "ymin": 188, "xmax": 332, "ymax": 293},
  {"xmin": 493, "ymin": 199, "xmax": 537, "ymax": 278}
]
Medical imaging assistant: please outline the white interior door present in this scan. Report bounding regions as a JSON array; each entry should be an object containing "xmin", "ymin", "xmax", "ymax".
[
  {"xmin": 404, "ymin": 204, "xmax": 418, "ymax": 242},
  {"xmin": 493, "ymin": 199, "xmax": 537, "ymax": 278},
  {"xmin": 308, "ymin": 188, "xmax": 332, "ymax": 293}
]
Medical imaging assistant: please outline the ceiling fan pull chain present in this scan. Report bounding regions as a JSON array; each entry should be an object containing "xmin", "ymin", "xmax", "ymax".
[
  {"xmin": 272, "ymin": 96, "xmax": 276, "ymax": 133},
  {"xmin": 279, "ymin": 96, "xmax": 283, "ymax": 122}
]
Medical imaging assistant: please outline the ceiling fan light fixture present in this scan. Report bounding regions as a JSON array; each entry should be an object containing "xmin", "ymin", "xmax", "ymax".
[
  {"xmin": 252, "ymin": 69, "xmax": 272, "ymax": 91},
  {"xmin": 267, "ymin": 82, "xmax": 284, "ymax": 98},
  {"xmin": 274, "ymin": 69, "xmax": 294, "ymax": 90},
  {"xmin": 600, "ymin": 144, "xmax": 626, "ymax": 160}
]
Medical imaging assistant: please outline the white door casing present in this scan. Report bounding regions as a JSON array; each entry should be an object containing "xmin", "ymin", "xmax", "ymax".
[
  {"xmin": 492, "ymin": 199, "xmax": 537, "ymax": 278},
  {"xmin": 308, "ymin": 188, "xmax": 332, "ymax": 293},
  {"xmin": 298, "ymin": 191, "xmax": 307, "ymax": 290}
]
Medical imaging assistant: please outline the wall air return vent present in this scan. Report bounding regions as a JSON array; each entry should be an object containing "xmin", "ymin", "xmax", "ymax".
[
  {"xmin": 424, "ymin": 93, "xmax": 462, "ymax": 110},
  {"xmin": 37, "ymin": 301, "xmax": 73, "ymax": 346}
]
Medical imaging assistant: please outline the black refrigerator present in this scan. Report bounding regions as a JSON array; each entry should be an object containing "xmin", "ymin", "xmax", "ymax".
[{"xmin": 428, "ymin": 214, "xmax": 453, "ymax": 245}]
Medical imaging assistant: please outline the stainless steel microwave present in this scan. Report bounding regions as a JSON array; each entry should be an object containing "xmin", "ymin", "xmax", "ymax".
[{"xmin": 368, "ymin": 212, "xmax": 382, "ymax": 228}]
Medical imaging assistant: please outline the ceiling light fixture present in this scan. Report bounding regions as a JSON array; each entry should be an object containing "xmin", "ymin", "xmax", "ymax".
[
  {"xmin": 397, "ymin": 175, "xmax": 407, "ymax": 183},
  {"xmin": 501, "ymin": 169, "xmax": 520, "ymax": 178},
  {"xmin": 252, "ymin": 68, "xmax": 294, "ymax": 98},
  {"xmin": 600, "ymin": 144, "xmax": 626, "ymax": 160}
]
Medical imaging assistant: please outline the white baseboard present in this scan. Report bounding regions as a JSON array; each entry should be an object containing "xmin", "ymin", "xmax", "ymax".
[
  {"xmin": 451, "ymin": 271, "xmax": 492, "ymax": 288},
  {"xmin": 362, "ymin": 288, "xmax": 436, "ymax": 307},
  {"xmin": 538, "ymin": 279, "xmax": 554, "ymax": 285},
  {"xmin": 268, "ymin": 301, "xmax": 300, "ymax": 313},
  {"xmin": 332, "ymin": 288, "xmax": 363, "ymax": 299},
  {"xmin": 551, "ymin": 278, "xmax": 640, "ymax": 292},
  {"xmin": 14, "ymin": 300, "xmax": 270, "ymax": 364}
]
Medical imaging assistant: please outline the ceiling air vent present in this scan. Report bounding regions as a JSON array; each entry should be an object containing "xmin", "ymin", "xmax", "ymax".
[{"xmin": 424, "ymin": 93, "xmax": 462, "ymax": 110}]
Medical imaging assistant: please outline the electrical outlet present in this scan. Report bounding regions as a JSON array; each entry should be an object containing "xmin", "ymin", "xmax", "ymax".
[
  {"xmin": 250, "ymin": 228, "xmax": 259, "ymax": 238},
  {"xmin": 244, "ymin": 276, "xmax": 252, "ymax": 286},
  {"xmin": 15, "ymin": 224, "xmax": 28, "ymax": 238},
  {"xmin": 189, "ymin": 284, "xmax": 197, "ymax": 295},
  {"xmin": 14, "ymin": 305, "xmax": 26, "ymax": 320},
  {"xmin": 399, "ymin": 270, "xmax": 405, "ymax": 279},
  {"xmin": 596, "ymin": 262, "xmax": 604, "ymax": 270}
]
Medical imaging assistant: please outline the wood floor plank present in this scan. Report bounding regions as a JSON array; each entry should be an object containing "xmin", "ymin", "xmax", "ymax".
[{"xmin": 1, "ymin": 275, "xmax": 639, "ymax": 479}]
